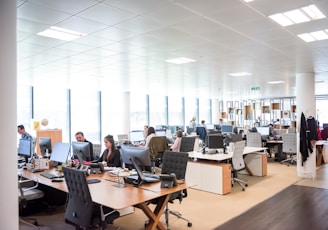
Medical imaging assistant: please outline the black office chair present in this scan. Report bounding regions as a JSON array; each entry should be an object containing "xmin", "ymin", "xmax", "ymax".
[
  {"xmin": 159, "ymin": 151, "xmax": 192, "ymax": 228},
  {"xmin": 18, "ymin": 176, "xmax": 45, "ymax": 229},
  {"xmin": 231, "ymin": 141, "xmax": 248, "ymax": 191},
  {"xmin": 62, "ymin": 167, "xmax": 120, "ymax": 230},
  {"xmin": 179, "ymin": 136, "xmax": 196, "ymax": 152}
]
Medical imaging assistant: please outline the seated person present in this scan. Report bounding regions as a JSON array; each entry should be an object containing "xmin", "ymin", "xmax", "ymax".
[
  {"xmin": 75, "ymin": 131, "xmax": 94, "ymax": 161},
  {"xmin": 145, "ymin": 126, "xmax": 156, "ymax": 147},
  {"xmin": 269, "ymin": 124, "xmax": 277, "ymax": 137},
  {"xmin": 171, "ymin": 130, "xmax": 183, "ymax": 152},
  {"xmin": 96, "ymin": 135, "xmax": 121, "ymax": 167}
]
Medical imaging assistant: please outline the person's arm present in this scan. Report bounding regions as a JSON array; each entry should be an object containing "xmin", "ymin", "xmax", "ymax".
[{"xmin": 171, "ymin": 138, "xmax": 179, "ymax": 151}]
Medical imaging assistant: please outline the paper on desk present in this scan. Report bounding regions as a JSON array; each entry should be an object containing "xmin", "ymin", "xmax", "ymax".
[{"xmin": 107, "ymin": 168, "xmax": 130, "ymax": 177}]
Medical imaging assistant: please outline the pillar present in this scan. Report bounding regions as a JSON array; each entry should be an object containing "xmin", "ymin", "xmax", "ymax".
[
  {"xmin": 0, "ymin": 0, "xmax": 18, "ymax": 228},
  {"xmin": 296, "ymin": 73, "xmax": 316, "ymax": 178}
]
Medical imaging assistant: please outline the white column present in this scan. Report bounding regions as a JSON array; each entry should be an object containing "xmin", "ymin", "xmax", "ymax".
[
  {"xmin": 0, "ymin": 0, "xmax": 18, "ymax": 229},
  {"xmin": 212, "ymin": 99, "xmax": 219, "ymax": 124},
  {"xmin": 296, "ymin": 73, "xmax": 316, "ymax": 178}
]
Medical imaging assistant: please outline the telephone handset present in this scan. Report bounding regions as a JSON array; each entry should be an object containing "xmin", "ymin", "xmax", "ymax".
[{"xmin": 160, "ymin": 173, "xmax": 178, "ymax": 188}]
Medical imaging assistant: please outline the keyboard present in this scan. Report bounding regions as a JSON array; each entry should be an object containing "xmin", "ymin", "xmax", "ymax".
[
  {"xmin": 40, "ymin": 172, "xmax": 58, "ymax": 179},
  {"xmin": 143, "ymin": 173, "xmax": 160, "ymax": 180}
]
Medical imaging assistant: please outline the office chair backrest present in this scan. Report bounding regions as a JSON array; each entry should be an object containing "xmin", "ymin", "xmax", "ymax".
[
  {"xmin": 62, "ymin": 167, "xmax": 94, "ymax": 227},
  {"xmin": 92, "ymin": 144, "xmax": 102, "ymax": 160},
  {"xmin": 282, "ymin": 133, "xmax": 297, "ymax": 154},
  {"xmin": 246, "ymin": 132, "xmax": 262, "ymax": 147},
  {"xmin": 148, "ymin": 136, "xmax": 169, "ymax": 160},
  {"xmin": 179, "ymin": 136, "xmax": 196, "ymax": 152},
  {"xmin": 231, "ymin": 141, "xmax": 246, "ymax": 171},
  {"xmin": 287, "ymin": 127, "xmax": 296, "ymax": 133},
  {"xmin": 161, "ymin": 151, "xmax": 189, "ymax": 180}
]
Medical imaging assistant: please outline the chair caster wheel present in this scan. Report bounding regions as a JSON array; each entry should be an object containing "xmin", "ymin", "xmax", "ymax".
[
  {"xmin": 245, "ymin": 184, "xmax": 248, "ymax": 187},
  {"xmin": 242, "ymin": 188, "xmax": 245, "ymax": 191},
  {"xmin": 188, "ymin": 222, "xmax": 192, "ymax": 227}
]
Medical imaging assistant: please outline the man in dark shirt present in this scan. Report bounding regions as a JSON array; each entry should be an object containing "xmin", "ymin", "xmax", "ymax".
[{"xmin": 75, "ymin": 131, "xmax": 94, "ymax": 161}]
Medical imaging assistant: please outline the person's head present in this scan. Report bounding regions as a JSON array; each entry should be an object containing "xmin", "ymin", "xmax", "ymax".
[
  {"xmin": 219, "ymin": 118, "xmax": 223, "ymax": 124},
  {"xmin": 17, "ymin": 125, "xmax": 26, "ymax": 135},
  {"xmin": 147, "ymin": 126, "xmax": 155, "ymax": 136},
  {"xmin": 104, "ymin": 134, "xmax": 115, "ymax": 151},
  {"xmin": 75, "ymin": 131, "xmax": 86, "ymax": 142},
  {"xmin": 201, "ymin": 120, "xmax": 205, "ymax": 125},
  {"xmin": 191, "ymin": 116, "xmax": 196, "ymax": 121},
  {"xmin": 176, "ymin": 130, "xmax": 183, "ymax": 138},
  {"xmin": 144, "ymin": 125, "xmax": 149, "ymax": 133}
]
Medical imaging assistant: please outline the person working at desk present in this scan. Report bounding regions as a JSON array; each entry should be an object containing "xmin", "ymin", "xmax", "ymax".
[
  {"xmin": 145, "ymin": 126, "xmax": 156, "ymax": 147},
  {"xmin": 17, "ymin": 124, "xmax": 32, "ymax": 140},
  {"xmin": 144, "ymin": 125, "xmax": 149, "ymax": 139},
  {"xmin": 171, "ymin": 130, "xmax": 183, "ymax": 152},
  {"xmin": 96, "ymin": 134, "xmax": 121, "ymax": 167},
  {"xmin": 75, "ymin": 131, "xmax": 94, "ymax": 161}
]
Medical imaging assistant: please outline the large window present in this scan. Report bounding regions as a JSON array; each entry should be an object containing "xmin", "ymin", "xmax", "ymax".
[
  {"xmin": 168, "ymin": 96, "xmax": 183, "ymax": 126},
  {"xmin": 185, "ymin": 97, "xmax": 198, "ymax": 126},
  {"xmin": 130, "ymin": 93, "xmax": 147, "ymax": 131},
  {"xmin": 33, "ymin": 86, "xmax": 69, "ymax": 141},
  {"xmin": 71, "ymin": 89, "xmax": 100, "ymax": 144},
  {"xmin": 199, "ymin": 98, "xmax": 211, "ymax": 125},
  {"xmin": 149, "ymin": 95, "xmax": 166, "ymax": 127},
  {"xmin": 17, "ymin": 84, "xmax": 32, "ymax": 140}
]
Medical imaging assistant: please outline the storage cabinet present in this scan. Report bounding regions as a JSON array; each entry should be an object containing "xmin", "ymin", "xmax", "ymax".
[
  {"xmin": 186, "ymin": 161, "xmax": 231, "ymax": 195},
  {"xmin": 36, "ymin": 129, "xmax": 62, "ymax": 155}
]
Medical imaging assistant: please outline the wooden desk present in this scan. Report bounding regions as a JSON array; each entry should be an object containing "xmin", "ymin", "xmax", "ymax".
[
  {"xmin": 18, "ymin": 168, "xmax": 189, "ymax": 230},
  {"xmin": 266, "ymin": 140, "xmax": 283, "ymax": 161}
]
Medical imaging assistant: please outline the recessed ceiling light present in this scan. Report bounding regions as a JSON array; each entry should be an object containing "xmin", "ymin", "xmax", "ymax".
[
  {"xmin": 267, "ymin": 81, "xmax": 285, "ymax": 84},
  {"xmin": 229, "ymin": 72, "xmax": 252, "ymax": 77},
  {"xmin": 37, "ymin": 26, "xmax": 86, "ymax": 41},
  {"xmin": 269, "ymin": 4, "xmax": 325, "ymax": 27},
  {"xmin": 243, "ymin": 0, "xmax": 254, "ymax": 2},
  {"xmin": 165, "ymin": 57, "xmax": 196, "ymax": 64},
  {"xmin": 298, "ymin": 30, "xmax": 328, "ymax": 42}
]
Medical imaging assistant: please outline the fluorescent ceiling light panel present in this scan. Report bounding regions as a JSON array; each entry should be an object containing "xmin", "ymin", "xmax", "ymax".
[
  {"xmin": 310, "ymin": 31, "xmax": 328, "ymax": 40},
  {"xmin": 269, "ymin": 14, "xmax": 293, "ymax": 26},
  {"xmin": 267, "ymin": 81, "xmax": 285, "ymax": 84},
  {"xmin": 302, "ymin": 5, "xmax": 325, "ymax": 20},
  {"xmin": 243, "ymin": 0, "xmax": 254, "ymax": 2},
  {"xmin": 37, "ymin": 26, "xmax": 86, "ymax": 41},
  {"xmin": 269, "ymin": 4, "xmax": 325, "ymax": 27},
  {"xmin": 284, "ymin": 9, "xmax": 310, "ymax": 24},
  {"xmin": 298, "ymin": 30, "xmax": 328, "ymax": 42},
  {"xmin": 229, "ymin": 72, "xmax": 251, "ymax": 77},
  {"xmin": 166, "ymin": 57, "xmax": 196, "ymax": 64},
  {"xmin": 298, "ymin": 33, "xmax": 315, "ymax": 42}
]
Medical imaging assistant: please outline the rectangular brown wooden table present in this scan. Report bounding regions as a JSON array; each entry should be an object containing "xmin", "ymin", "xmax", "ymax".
[{"xmin": 18, "ymin": 167, "xmax": 189, "ymax": 230}]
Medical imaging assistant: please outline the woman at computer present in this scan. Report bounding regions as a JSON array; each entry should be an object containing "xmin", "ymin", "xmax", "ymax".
[
  {"xmin": 171, "ymin": 130, "xmax": 183, "ymax": 152},
  {"xmin": 97, "ymin": 134, "xmax": 121, "ymax": 167},
  {"xmin": 145, "ymin": 126, "xmax": 156, "ymax": 147}
]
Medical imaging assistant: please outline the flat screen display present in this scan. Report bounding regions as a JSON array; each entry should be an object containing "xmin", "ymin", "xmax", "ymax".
[
  {"xmin": 221, "ymin": 125, "xmax": 233, "ymax": 133},
  {"xmin": 129, "ymin": 130, "xmax": 145, "ymax": 143},
  {"xmin": 50, "ymin": 142, "xmax": 71, "ymax": 163},
  {"xmin": 256, "ymin": 127, "xmax": 270, "ymax": 136}
]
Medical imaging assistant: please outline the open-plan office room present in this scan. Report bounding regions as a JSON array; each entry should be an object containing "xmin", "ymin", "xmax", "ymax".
[{"xmin": 3, "ymin": 0, "xmax": 328, "ymax": 229}]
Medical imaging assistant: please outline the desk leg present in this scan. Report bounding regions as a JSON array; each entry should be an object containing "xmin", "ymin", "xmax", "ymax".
[
  {"xmin": 137, "ymin": 194, "xmax": 170, "ymax": 230},
  {"xmin": 316, "ymin": 145, "xmax": 323, "ymax": 167}
]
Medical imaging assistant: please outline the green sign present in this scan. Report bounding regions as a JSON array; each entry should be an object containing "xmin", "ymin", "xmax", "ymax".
[{"xmin": 251, "ymin": 87, "xmax": 260, "ymax": 91}]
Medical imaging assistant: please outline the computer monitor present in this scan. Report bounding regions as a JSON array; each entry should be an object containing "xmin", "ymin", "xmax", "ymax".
[
  {"xmin": 207, "ymin": 134, "xmax": 224, "ymax": 149},
  {"xmin": 221, "ymin": 125, "xmax": 233, "ymax": 133},
  {"xmin": 129, "ymin": 130, "xmax": 145, "ymax": 143},
  {"xmin": 120, "ymin": 146, "xmax": 151, "ymax": 171},
  {"xmin": 225, "ymin": 133, "xmax": 243, "ymax": 145},
  {"xmin": 206, "ymin": 124, "xmax": 215, "ymax": 130},
  {"xmin": 72, "ymin": 141, "xmax": 92, "ymax": 161},
  {"xmin": 256, "ymin": 127, "xmax": 270, "ymax": 136},
  {"xmin": 18, "ymin": 138, "xmax": 31, "ymax": 163},
  {"xmin": 50, "ymin": 142, "xmax": 71, "ymax": 164},
  {"xmin": 155, "ymin": 129, "xmax": 166, "ymax": 137},
  {"xmin": 323, "ymin": 123, "xmax": 328, "ymax": 129},
  {"xmin": 39, "ymin": 137, "xmax": 52, "ymax": 156}
]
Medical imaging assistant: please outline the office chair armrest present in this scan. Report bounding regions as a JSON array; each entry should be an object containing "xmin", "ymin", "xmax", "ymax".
[{"xmin": 19, "ymin": 179, "xmax": 40, "ymax": 192}]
